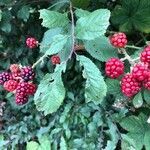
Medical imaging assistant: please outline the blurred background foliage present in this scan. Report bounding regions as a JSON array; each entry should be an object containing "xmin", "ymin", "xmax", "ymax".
[{"xmin": 0, "ymin": 0, "xmax": 150, "ymax": 149}]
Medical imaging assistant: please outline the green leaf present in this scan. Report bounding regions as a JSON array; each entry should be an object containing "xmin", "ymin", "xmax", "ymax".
[
  {"xmin": 76, "ymin": 9, "xmax": 110, "ymax": 40},
  {"xmin": 0, "ymin": 11, "xmax": 12, "ymax": 32},
  {"xmin": 120, "ymin": 113, "xmax": 150, "ymax": 150},
  {"xmin": 38, "ymin": 135, "xmax": 51, "ymax": 150},
  {"xmin": 27, "ymin": 136, "xmax": 51, "ymax": 150},
  {"xmin": 34, "ymin": 63, "xmax": 66, "ymax": 115},
  {"xmin": 45, "ymin": 34, "xmax": 68, "ymax": 55},
  {"xmin": 132, "ymin": 92, "xmax": 143, "ymax": 108},
  {"xmin": 60, "ymin": 136, "xmax": 67, "ymax": 150},
  {"xmin": 105, "ymin": 118, "xmax": 119, "ymax": 150},
  {"xmin": 39, "ymin": 9, "xmax": 69, "ymax": 29},
  {"xmin": 84, "ymin": 36, "xmax": 118, "ymax": 62},
  {"xmin": 143, "ymin": 89, "xmax": 150, "ymax": 105},
  {"xmin": 17, "ymin": 6, "xmax": 30, "ymax": 22},
  {"xmin": 40, "ymin": 28, "xmax": 63, "ymax": 53},
  {"xmin": 27, "ymin": 141, "xmax": 39, "ymax": 150},
  {"xmin": 111, "ymin": 0, "xmax": 150, "ymax": 33},
  {"xmin": 77, "ymin": 55, "xmax": 107, "ymax": 104},
  {"xmin": 75, "ymin": 9, "xmax": 90, "ymax": 18}
]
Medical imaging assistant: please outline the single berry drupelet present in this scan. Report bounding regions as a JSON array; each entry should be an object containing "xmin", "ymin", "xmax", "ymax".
[
  {"xmin": 109, "ymin": 32, "xmax": 127, "ymax": 48},
  {"xmin": 132, "ymin": 63, "xmax": 149, "ymax": 81},
  {"xmin": 121, "ymin": 74, "xmax": 141, "ymax": 97},
  {"xmin": 140, "ymin": 46, "xmax": 150, "ymax": 63},
  {"xmin": 10, "ymin": 64, "xmax": 20, "ymax": 73},
  {"xmin": 26, "ymin": 37, "xmax": 38, "ymax": 49},
  {"xmin": 105, "ymin": 58, "xmax": 124, "ymax": 79},
  {"xmin": 51, "ymin": 55, "xmax": 61, "ymax": 65},
  {"xmin": 26, "ymin": 82, "xmax": 37, "ymax": 95},
  {"xmin": 0, "ymin": 72, "xmax": 13, "ymax": 85},
  {"xmin": 3, "ymin": 80, "xmax": 18, "ymax": 92},
  {"xmin": 21, "ymin": 66, "xmax": 35, "ymax": 81},
  {"xmin": 15, "ymin": 93, "xmax": 28, "ymax": 105},
  {"xmin": 16, "ymin": 82, "xmax": 28, "ymax": 96}
]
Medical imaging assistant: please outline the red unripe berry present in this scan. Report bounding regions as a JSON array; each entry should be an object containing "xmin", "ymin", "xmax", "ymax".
[
  {"xmin": 121, "ymin": 74, "xmax": 141, "ymax": 97},
  {"xmin": 132, "ymin": 63, "xmax": 149, "ymax": 81},
  {"xmin": 16, "ymin": 82, "xmax": 28, "ymax": 96},
  {"xmin": 109, "ymin": 32, "xmax": 127, "ymax": 48},
  {"xmin": 140, "ymin": 46, "xmax": 150, "ymax": 63},
  {"xmin": 26, "ymin": 82, "xmax": 37, "ymax": 95},
  {"xmin": 105, "ymin": 58, "xmax": 124, "ymax": 78},
  {"xmin": 0, "ymin": 72, "xmax": 13, "ymax": 85},
  {"xmin": 21, "ymin": 66, "xmax": 35, "ymax": 81},
  {"xmin": 15, "ymin": 93, "xmax": 28, "ymax": 105},
  {"xmin": 12, "ymin": 72, "xmax": 21, "ymax": 81},
  {"xmin": 26, "ymin": 37, "xmax": 38, "ymax": 49},
  {"xmin": 10, "ymin": 64, "xmax": 20, "ymax": 73},
  {"xmin": 3, "ymin": 80, "xmax": 18, "ymax": 92},
  {"xmin": 51, "ymin": 55, "xmax": 61, "ymax": 65}
]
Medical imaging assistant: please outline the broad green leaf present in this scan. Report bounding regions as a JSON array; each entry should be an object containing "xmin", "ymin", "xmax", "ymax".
[
  {"xmin": 40, "ymin": 28, "xmax": 62, "ymax": 53},
  {"xmin": 84, "ymin": 36, "xmax": 118, "ymax": 61},
  {"xmin": 75, "ymin": 9, "xmax": 90, "ymax": 18},
  {"xmin": 41, "ymin": 34, "xmax": 68, "ymax": 55},
  {"xmin": 17, "ymin": 6, "xmax": 30, "ymax": 22},
  {"xmin": 76, "ymin": 9, "xmax": 110, "ymax": 40},
  {"xmin": 60, "ymin": 136, "xmax": 67, "ymax": 150},
  {"xmin": 120, "ymin": 113, "xmax": 150, "ymax": 150},
  {"xmin": 132, "ymin": 92, "xmax": 143, "ymax": 108},
  {"xmin": 39, "ymin": 9, "xmax": 69, "ymax": 29},
  {"xmin": 27, "ymin": 141, "xmax": 39, "ymax": 150},
  {"xmin": 143, "ymin": 89, "xmax": 150, "ymax": 105},
  {"xmin": 34, "ymin": 63, "xmax": 66, "ymax": 115},
  {"xmin": 77, "ymin": 55, "xmax": 107, "ymax": 104},
  {"xmin": 111, "ymin": 0, "xmax": 150, "ymax": 33}
]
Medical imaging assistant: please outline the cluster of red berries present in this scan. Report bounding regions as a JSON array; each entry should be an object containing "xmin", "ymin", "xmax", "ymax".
[
  {"xmin": 106, "ymin": 32, "xmax": 150, "ymax": 98},
  {"xmin": 0, "ymin": 64, "xmax": 36, "ymax": 105}
]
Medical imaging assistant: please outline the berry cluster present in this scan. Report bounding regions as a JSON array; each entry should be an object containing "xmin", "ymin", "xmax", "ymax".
[
  {"xmin": 107, "ymin": 33, "xmax": 150, "ymax": 98},
  {"xmin": 0, "ymin": 64, "xmax": 36, "ymax": 105},
  {"xmin": 51, "ymin": 55, "xmax": 61, "ymax": 65}
]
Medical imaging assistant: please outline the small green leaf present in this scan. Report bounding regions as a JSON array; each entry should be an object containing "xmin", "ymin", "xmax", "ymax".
[
  {"xmin": 27, "ymin": 141, "xmax": 39, "ymax": 150},
  {"xmin": 77, "ymin": 55, "xmax": 107, "ymax": 104},
  {"xmin": 17, "ymin": 6, "xmax": 30, "ymax": 22},
  {"xmin": 76, "ymin": 9, "xmax": 110, "ymax": 40},
  {"xmin": 84, "ymin": 36, "xmax": 118, "ymax": 62},
  {"xmin": 34, "ymin": 63, "xmax": 66, "ymax": 115},
  {"xmin": 132, "ymin": 92, "xmax": 143, "ymax": 108},
  {"xmin": 60, "ymin": 136, "xmax": 67, "ymax": 150},
  {"xmin": 39, "ymin": 9, "xmax": 69, "ymax": 29},
  {"xmin": 0, "ymin": 10, "xmax": 2, "ymax": 21}
]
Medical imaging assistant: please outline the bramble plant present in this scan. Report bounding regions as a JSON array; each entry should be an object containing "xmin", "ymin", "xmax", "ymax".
[{"xmin": 0, "ymin": 0, "xmax": 150, "ymax": 149}]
